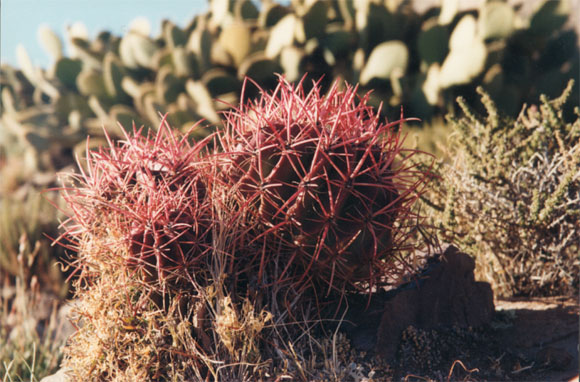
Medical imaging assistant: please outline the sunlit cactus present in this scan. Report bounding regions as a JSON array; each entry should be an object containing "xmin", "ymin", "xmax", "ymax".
[
  {"xmin": 57, "ymin": 117, "xmax": 214, "ymax": 287},
  {"xmin": 219, "ymin": 76, "xmax": 431, "ymax": 294}
]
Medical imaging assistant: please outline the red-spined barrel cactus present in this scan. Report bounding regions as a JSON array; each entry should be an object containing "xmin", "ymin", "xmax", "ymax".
[
  {"xmin": 58, "ymin": 118, "xmax": 214, "ymax": 287},
  {"xmin": 219, "ymin": 77, "xmax": 430, "ymax": 294}
]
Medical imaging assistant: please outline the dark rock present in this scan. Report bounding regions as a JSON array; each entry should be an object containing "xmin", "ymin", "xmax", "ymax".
[
  {"xmin": 536, "ymin": 346, "xmax": 573, "ymax": 371},
  {"xmin": 343, "ymin": 245, "xmax": 495, "ymax": 360},
  {"xmin": 376, "ymin": 245, "xmax": 494, "ymax": 359},
  {"xmin": 416, "ymin": 245, "xmax": 493, "ymax": 328}
]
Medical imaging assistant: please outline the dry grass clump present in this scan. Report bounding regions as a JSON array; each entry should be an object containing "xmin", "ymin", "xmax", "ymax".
[
  {"xmin": 64, "ymin": 269, "xmax": 242, "ymax": 381},
  {"xmin": 0, "ymin": 191, "xmax": 67, "ymax": 297},
  {"xmin": 61, "ymin": 208, "xmax": 270, "ymax": 380},
  {"xmin": 1, "ymin": 237, "xmax": 66, "ymax": 381},
  {"xmin": 423, "ymin": 80, "xmax": 579, "ymax": 297}
]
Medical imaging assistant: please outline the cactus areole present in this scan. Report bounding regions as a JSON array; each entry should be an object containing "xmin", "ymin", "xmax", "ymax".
[{"xmin": 220, "ymin": 76, "xmax": 428, "ymax": 293}]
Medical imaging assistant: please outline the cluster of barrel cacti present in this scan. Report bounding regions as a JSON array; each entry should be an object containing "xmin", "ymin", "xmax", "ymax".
[
  {"xmin": 0, "ymin": 0, "xmax": 576, "ymax": 178},
  {"xmin": 57, "ymin": 77, "xmax": 431, "ymax": 379},
  {"xmin": 60, "ymin": 76, "xmax": 430, "ymax": 299}
]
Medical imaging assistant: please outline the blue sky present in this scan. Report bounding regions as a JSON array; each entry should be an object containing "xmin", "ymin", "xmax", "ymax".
[{"xmin": 1, "ymin": 0, "xmax": 209, "ymax": 68}]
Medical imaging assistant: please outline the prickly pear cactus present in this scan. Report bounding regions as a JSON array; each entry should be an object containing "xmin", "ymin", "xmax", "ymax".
[{"xmin": 1, "ymin": 0, "xmax": 577, "ymax": 185}]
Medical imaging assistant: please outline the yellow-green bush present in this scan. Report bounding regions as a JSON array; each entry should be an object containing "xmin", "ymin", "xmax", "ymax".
[{"xmin": 424, "ymin": 80, "xmax": 579, "ymax": 296}]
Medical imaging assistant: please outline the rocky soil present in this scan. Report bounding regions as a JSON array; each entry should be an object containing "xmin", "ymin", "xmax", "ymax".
[{"xmin": 341, "ymin": 246, "xmax": 579, "ymax": 381}]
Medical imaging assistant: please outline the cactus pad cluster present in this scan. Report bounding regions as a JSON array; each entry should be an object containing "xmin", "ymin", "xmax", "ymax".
[{"xmin": 1, "ymin": 0, "xmax": 576, "ymax": 184}]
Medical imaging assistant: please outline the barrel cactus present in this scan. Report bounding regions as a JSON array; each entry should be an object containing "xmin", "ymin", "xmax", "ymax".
[
  {"xmin": 219, "ymin": 77, "xmax": 431, "ymax": 294},
  {"xmin": 58, "ymin": 118, "xmax": 214, "ymax": 287}
]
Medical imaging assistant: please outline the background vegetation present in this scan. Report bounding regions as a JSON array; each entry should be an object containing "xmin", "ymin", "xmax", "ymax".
[{"xmin": 0, "ymin": 0, "xmax": 578, "ymax": 380}]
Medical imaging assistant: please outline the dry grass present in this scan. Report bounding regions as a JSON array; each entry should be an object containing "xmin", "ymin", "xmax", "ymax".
[
  {"xmin": 0, "ymin": 191, "xmax": 67, "ymax": 297},
  {"xmin": 0, "ymin": 237, "xmax": 66, "ymax": 382}
]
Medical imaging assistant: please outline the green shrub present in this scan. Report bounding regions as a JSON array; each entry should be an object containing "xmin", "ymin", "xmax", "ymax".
[{"xmin": 424, "ymin": 80, "xmax": 579, "ymax": 296}]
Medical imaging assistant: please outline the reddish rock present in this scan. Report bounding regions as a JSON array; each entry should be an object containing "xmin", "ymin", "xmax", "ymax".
[
  {"xmin": 342, "ymin": 245, "xmax": 494, "ymax": 359},
  {"xmin": 374, "ymin": 246, "xmax": 494, "ymax": 359}
]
